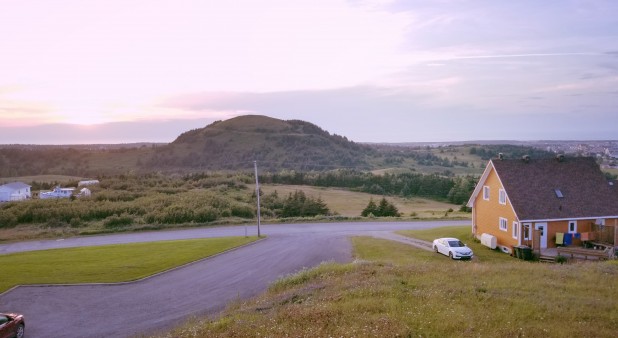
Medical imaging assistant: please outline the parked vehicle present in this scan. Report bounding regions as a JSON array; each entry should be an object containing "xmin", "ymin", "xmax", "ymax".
[
  {"xmin": 0, "ymin": 312, "xmax": 24, "ymax": 338},
  {"xmin": 432, "ymin": 237, "xmax": 473, "ymax": 260}
]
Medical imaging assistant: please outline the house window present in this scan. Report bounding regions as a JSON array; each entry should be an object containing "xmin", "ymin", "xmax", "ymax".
[
  {"xmin": 523, "ymin": 223, "xmax": 531, "ymax": 240},
  {"xmin": 512, "ymin": 221, "xmax": 519, "ymax": 239},
  {"xmin": 483, "ymin": 186, "xmax": 490, "ymax": 201},
  {"xmin": 499, "ymin": 217, "xmax": 508, "ymax": 231},
  {"xmin": 499, "ymin": 189, "xmax": 506, "ymax": 205},
  {"xmin": 568, "ymin": 220, "xmax": 577, "ymax": 234}
]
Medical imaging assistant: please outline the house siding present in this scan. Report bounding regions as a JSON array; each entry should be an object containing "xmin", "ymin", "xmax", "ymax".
[
  {"xmin": 541, "ymin": 218, "xmax": 618, "ymax": 248},
  {"xmin": 472, "ymin": 166, "xmax": 518, "ymax": 249}
]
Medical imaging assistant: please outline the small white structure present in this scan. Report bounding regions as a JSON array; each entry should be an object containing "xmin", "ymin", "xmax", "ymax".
[
  {"xmin": 77, "ymin": 187, "xmax": 91, "ymax": 197},
  {"xmin": 40, "ymin": 186, "xmax": 75, "ymax": 199},
  {"xmin": 0, "ymin": 182, "xmax": 32, "ymax": 202},
  {"xmin": 78, "ymin": 180, "xmax": 100, "ymax": 186}
]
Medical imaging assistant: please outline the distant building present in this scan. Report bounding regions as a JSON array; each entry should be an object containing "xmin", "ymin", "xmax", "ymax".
[
  {"xmin": 77, "ymin": 187, "xmax": 91, "ymax": 197},
  {"xmin": 78, "ymin": 180, "xmax": 100, "ymax": 186},
  {"xmin": 40, "ymin": 186, "xmax": 75, "ymax": 199},
  {"xmin": 0, "ymin": 182, "xmax": 32, "ymax": 202}
]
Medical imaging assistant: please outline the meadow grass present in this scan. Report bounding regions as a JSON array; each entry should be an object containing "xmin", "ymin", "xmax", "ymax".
[
  {"xmin": 158, "ymin": 234, "xmax": 618, "ymax": 338},
  {"xmin": 256, "ymin": 184, "xmax": 466, "ymax": 218},
  {"xmin": 0, "ymin": 237, "xmax": 258, "ymax": 293}
]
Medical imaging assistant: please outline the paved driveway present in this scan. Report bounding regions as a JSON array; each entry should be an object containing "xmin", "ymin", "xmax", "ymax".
[{"xmin": 0, "ymin": 221, "xmax": 467, "ymax": 337}]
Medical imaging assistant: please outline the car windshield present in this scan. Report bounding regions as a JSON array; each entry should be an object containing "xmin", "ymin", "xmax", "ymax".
[{"xmin": 448, "ymin": 240, "xmax": 465, "ymax": 247}]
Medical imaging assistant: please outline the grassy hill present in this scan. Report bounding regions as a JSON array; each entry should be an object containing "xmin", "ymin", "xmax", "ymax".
[{"xmin": 140, "ymin": 115, "xmax": 374, "ymax": 172}]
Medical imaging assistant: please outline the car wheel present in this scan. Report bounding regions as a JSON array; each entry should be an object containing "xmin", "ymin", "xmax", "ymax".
[
  {"xmin": 449, "ymin": 252, "xmax": 455, "ymax": 260},
  {"xmin": 16, "ymin": 324, "xmax": 24, "ymax": 338},
  {"xmin": 433, "ymin": 246, "xmax": 438, "ymax": 253}
]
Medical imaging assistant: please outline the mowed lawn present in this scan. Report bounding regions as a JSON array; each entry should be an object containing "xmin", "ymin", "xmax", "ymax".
[
  {"xmin": 0, "ymin": 237, "xmax": 258, "ymax": 293},
  {"xmin": 159, "ymin": 229, "xmax": 618, "ymax": 338},
  {"xmin": 257, "ymin": 184, "xmax": 464, "ymax": 218}
]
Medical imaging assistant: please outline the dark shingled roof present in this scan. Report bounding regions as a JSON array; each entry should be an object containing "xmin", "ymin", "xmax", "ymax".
[{"xmin": 491, "ymin": 157, "xmax": 618, "ymax": 221}]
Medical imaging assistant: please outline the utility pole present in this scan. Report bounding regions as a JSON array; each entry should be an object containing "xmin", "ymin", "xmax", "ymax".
[{"xmin": 254, "ymin": 160, "xmax": 261, "ymax": 237}]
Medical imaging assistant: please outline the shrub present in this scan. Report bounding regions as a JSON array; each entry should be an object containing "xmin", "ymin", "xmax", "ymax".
[
  {"xmin": 46, "ymin": 219, "xmax": 69, "ymax": 228},
  {"xmin": 104, "ymin": 214, "xmax": 134, "ymax": 228},
  {"xmin": 0, "ymin": 211, "xmax": 18, "ymax": 228},
  {"xmin": 231, "ymin": 205, "xmax": 254, "ymax": 219}
]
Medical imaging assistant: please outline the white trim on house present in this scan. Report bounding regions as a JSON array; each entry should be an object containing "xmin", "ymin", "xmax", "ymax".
[
  {"xmin": 499, "ymin": 188, "xmax": 507, "ymax": 205},
  {"xmin": 512, "ymin": 221, "xmax": 519, "ymax": 239},
  {"xmin": 499, "ymin": 217, "xmax": 508, "ymax": 231},
  {"xmin": 568, "ymin": 220, "xmax": 577, "ymax": 234},
  {"xmin": 466, "ymin": 161, "xmax": 495, "ymax": 207},
  {"xmin": 520, "ymin": 215, "xmax": 618, "ymax": 223},
  {"xmin": 535, "ymin": 223, "xmax": 548, "ymax": 249},
  {"xmin": 523, "ymin": 222, "xmax": 532, "ymax": 240}
]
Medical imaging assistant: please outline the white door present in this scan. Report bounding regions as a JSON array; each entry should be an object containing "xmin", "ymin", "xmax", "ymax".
[{"xmin": 535, "ymin": 223, "xmax": 547, "ymax": 249}]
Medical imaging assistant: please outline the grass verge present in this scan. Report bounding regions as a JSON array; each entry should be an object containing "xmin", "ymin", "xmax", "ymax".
[
  {"xmin": 157, "ymin": 234, "xmax": 618, "ymax": 337},
  {"xmin": 0, "ymin": 236, "xmax": 259, "ymax": 293}
]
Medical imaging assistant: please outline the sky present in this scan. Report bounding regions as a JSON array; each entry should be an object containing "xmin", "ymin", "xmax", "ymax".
[{"xmin": 1, "ymin": 0, "xmax": 617, "ymax": 144}]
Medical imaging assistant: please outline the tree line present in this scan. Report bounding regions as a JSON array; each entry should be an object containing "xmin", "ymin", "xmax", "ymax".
[{"xmin": 260, "ymin": 169, "xmax": 476, "ymax": 205}]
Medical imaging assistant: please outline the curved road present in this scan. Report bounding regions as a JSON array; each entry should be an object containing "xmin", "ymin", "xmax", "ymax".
[{"xmin": 0, "ymin": 221, "xmax": 468, "ymax": 337}]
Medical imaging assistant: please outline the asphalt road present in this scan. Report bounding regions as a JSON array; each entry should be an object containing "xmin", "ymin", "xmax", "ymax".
[{"xmin": 0, "ymin": 221, "xmax": 468, "ymax": 337}]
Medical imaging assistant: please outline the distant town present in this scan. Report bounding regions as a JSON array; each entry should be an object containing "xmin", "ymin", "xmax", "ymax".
[{"xmin": 390, "ymin": 140, "xmax": 618, "ymax": 169}]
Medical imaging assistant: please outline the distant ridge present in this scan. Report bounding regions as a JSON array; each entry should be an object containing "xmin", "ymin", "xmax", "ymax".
[{"xmin": 142, "ymin": 115, "xmax": 373, "ymax": 171}]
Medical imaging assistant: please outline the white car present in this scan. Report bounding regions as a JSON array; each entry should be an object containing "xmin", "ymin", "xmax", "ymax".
[{"xmin": 432, "ymin": 237, "xmax": 473, "ymax": 260}]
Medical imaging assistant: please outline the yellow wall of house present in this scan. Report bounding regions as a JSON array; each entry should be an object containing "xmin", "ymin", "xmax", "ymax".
[{"xmin": 473, "ymin": 165, "xmax": 518, "ymax": 249}]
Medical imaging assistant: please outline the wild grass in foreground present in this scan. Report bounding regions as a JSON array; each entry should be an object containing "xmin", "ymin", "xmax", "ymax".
[
  {"xmin": 158, "ymin": 237, "xmax": 618, "ymax": 338},
  {"xmin": 0, "ymin": 237, "xmax": 258, "ymax": 293}
]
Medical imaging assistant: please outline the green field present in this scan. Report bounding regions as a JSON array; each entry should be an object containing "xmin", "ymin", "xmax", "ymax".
[
  {"xmin": 257, "ymin": 184, "xmax": 466, "ymax": 218},
  {"xmin": 157, "ymin": 229, "xmax": 618, "ymax": 338},
  {"xmin": 0, "ymin": 237, "xmax": 259, "ymax": 293}
]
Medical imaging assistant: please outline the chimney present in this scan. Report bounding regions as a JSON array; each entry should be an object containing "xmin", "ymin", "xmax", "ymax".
[
  {"xmin": 498, "ymin": 153, "xmax": 504, "ymax": 160},
  {"xmin": 556, "ymin": 154, "xmax": 565, "ymax": 162},
  {"xmin": 522, "ymin": 155, "xmax": 530, "ymax": 163}
]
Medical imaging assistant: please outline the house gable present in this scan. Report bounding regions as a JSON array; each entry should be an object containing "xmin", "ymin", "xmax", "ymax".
[{"xmin": 468, "ymin": 160, "xmax": 520, "ymax": 248}]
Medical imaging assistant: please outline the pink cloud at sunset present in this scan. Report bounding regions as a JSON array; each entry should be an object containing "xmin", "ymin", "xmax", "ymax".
[{"xmin": 1, "ymin": 0, "xmax": 617, "ymax": 143}]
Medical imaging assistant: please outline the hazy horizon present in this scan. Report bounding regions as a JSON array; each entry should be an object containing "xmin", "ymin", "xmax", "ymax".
[
  {"xmin": 0, "ymin": 116, "xmax": 617, "ymax": 146},
  {"xmin": 2, "ymin": 1, "xmax": 617, "ymax": 144}
]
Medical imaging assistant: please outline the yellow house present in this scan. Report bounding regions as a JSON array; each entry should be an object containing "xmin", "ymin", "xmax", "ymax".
[{"xmin": 467, "ymin": 156, "xmax": 618, "ymax": 255}]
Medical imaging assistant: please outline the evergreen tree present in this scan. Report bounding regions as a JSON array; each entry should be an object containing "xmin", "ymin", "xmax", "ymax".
[
  {"xmin": 361, "ymin": 198, "xmax": 378, "ymax": 217},
  {"xmin": 377, "ymin": 197, "xmax": 400, "ymax": 217}
]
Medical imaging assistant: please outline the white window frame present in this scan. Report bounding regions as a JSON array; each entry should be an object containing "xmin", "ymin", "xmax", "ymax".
[
  {"xmin": 523, "ymin": 223, "xmax": 531, "ymax": 240},
  {"xmin": 512, "ymin": 221, "xmax": 519, "ymax": 239},
  {"xmin": 498, "ymin": 189, "xmax": 507, "ymax": 205},
  {"xmin": 483, "ymin": 186, "xmax": 490, "ymax": 201},
  {"xmin": 568, "ymin": 220, "xmax": 577, "ymax": 234},
  {"xmin": 499, "ymin": 217, "xmax": 508, "ymax": 231}
]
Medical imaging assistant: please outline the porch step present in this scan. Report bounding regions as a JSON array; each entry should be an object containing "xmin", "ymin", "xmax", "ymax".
[{"xmin": 538, "ymin": 255, "xmax": 555, "ymax": 263}]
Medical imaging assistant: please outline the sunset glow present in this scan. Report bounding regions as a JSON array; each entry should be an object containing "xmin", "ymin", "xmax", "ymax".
[{"xmin": 1, "ymin": 0, "xmax": 617, "ymax": 143}]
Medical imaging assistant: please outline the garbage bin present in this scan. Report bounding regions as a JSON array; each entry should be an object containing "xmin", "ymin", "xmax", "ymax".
[
  {"xmin": 520, "ymin": 246, "xmax": 533, "ymax": 260},
  {"xmin": 513, "ymin": 246, "xmax": 522, "ymax": 259}
]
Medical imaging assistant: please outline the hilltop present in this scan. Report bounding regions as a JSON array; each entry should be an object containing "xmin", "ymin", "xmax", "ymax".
[{"xmin": 140, "ymin": 115, "xmax": 373, "ymax": 171}]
